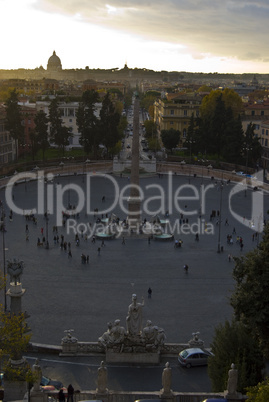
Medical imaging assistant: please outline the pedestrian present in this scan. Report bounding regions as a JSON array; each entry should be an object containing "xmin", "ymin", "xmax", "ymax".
[
  {"xmin": 67, "ymin": 384, "xmax": 74, "ymax": 402},
  {"xmin": 101, "ymin": 240, "xmax": 105, "ymax": 247},
  {"xmin": 68, "ymin": 250, "xmax": 72, "ymax": 258},
  {"xmin": 148, "ymin": 236, "xmax": 151, "ymax": 245},
  {"xmin": 86, "ymin": 255, "xmax": 89, "ymax": 263},
  {"xmin": 58, "ymin": 389, "xmax": 65, "ymax": 402},
  {"xmin": 184, "ymin": 264, "xmax": 189, "ymax": 273},
  {"xmin": 122, "ymin": 236, "xmax": 125, "ymax": 245},
  {"xmin": 98, "ymin": 247, "xmax": 101, "ymax": 256},
  {"xmin": 148, "ymin": 287, "xmax": 152, "ymax": 298},
  {"xmin": 228, "ymin": 254, "xmax": 231, "ymax": 262}
]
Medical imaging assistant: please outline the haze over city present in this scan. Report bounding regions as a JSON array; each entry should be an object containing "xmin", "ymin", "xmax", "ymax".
[{"xmin": 1, "ymin": 0, "xmax": 269, "ymax": 74}]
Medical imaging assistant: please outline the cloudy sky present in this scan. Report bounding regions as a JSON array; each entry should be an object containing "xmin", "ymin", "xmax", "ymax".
[{"xmin": 1, "ymin": 0, "xmax": 269, "ymax": 73}]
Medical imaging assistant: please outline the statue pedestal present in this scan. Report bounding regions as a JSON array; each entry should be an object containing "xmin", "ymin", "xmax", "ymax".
[
  {"xmin": 30, "ymin": 388, "xmax": 46, "ymax": 402},
  {"xmin": 7, "ymin": 282, "xmax": 26, "ymax": 315},
  {"xmin": 224, "ymin": 390, "xmax": 243, "ymax": 401},
  {"xmin": 106, "ymin": 350, "xmax": 160, "ymax": 364}
]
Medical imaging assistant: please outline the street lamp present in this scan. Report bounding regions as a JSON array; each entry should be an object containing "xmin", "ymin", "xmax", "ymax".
[
  {"xmin": 186, "ymin": 138, "xmax": 195, "ymax": 184},
  {"xmin": 83, "ymin": 159, "xmax": 90, "ymax": 184},
  {"xmin": 44, "ymin": 179, "xmax": 49, "ymax": 249},
  {"xmin": 243, "ymin": 146, "xmax": 252, "ymax": 197},
  {"xmin": 217, "ymin": 183, "xmax": 223, "ymax": 253},
  {"xmin": 1, "ymin": 206, "xmax": 7, "ymax": 311}
]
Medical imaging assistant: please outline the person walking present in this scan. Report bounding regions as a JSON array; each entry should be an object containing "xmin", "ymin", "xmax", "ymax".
[
  {"xmin": 184, "ymin": 264, "xmax": 189, "ymax": 273},
  {"xmin": 98, "ymin": 247, "xmax": 101, "ymax": 256},
  {"xmin": 148, "ymin": 287, "xmax": 152, "ymax": 298},
  {"xmin": 122, "ymin": 236, "xmax": 125, "ymax": 245}
]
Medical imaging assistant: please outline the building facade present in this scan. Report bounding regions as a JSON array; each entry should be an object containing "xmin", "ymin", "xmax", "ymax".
[
  {"xmin": 154, "ymin": 94, "xmax": 202, "ymax": 145},
  {"xmin": 0, "ymin": 105, "xmax": 16, "ymax": 164}
]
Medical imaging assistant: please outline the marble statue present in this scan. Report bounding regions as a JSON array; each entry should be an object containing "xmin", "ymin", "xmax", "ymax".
[
  {"xmin": 161, "ymin": 361, "xmax": 172, "ymax": 394},
  {"xmin": 98, "ymin": 322, "xmax": 113, "ymax": 349},
  {"xmin": 7, "ymin": 258, "xmax": 24, "ymax": 285},
  {"xmin": 110, "ymin": 319, "xmax": 126, "ymax": 346},
  {"xmin": 32, "ymin": 358, "xmax": 42, "ymax": 392},
  {"xmin": 227, "ymin": 363, "xmax": 238, "ymax": 395},
  {"xmin": 97, "ymin": 361, "xmax": 107, "ymax": 394},
  {"xmin": 142, "ymin": 320, "xmax": 166, "ymax": 347},
  {"xmin": 126, "ymin": 294, "xmax": 144, "ymax": 335}
]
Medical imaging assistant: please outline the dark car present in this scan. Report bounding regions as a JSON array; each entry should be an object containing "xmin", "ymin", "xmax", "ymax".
[{"xmin": 41, "ymin": 375, "xmax": 63, "ymax": 390}]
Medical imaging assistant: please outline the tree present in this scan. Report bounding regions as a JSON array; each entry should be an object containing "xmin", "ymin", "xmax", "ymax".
[
  {"xmin": 0, "ymin": 309, "xmax": 31, "ymax": 361},
  {"xmin": 230, "ymin": 224, "xmax": 269, "ymax": 358},
  {"xmin": 200, "ymin": 88, "xmax": 243, "ymax": 120},
  {"xmin": 244, "ymin": 122, "xmax": 262, "ymax": 169},
  {"xmin": 221, "ymin": 109, "xmax": 244, "ymax": 163},
  {"xmin": 247, "ymin": 378, "xmax": 269, "ymax": 401},
  {"xmin": 76, "ymin": 90, "xmax": 100, "ymax": 157},
  {"xmin": 99, "ymin": 92, "xmax": 121, "ymax": 157},
  {"xmin": 144, "ymin": 119, "xmax": 157, "ymax": 139},
  {"xmin": 161, "ymin": 128, "xmax": 181, "ymax": 153},
  {"xmin": 49, "ymin": 98, "xmax": 71, "ymax": 155},
  {"xmin": 208, "ymin": 319, "xmax": 264, "ymax": 393},
  {"xmin": 34, "ymin": 110, "xmax": 49, "ymax": 161},
  {"xmin": 4, "ymin": 89, "xmax": 24, "ymax": 160}
]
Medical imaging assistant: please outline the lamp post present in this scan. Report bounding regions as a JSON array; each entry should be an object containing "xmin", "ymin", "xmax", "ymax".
[
  {"xmin": 44, "ymin": 179, "xmax": 49, "ymax": 249},
  {"xmin": 1, "ymin": 206, "xmax": 7, "ymax": 311},
  {"xmin": 187, "ymin": 138, "xmax": 195, "ymax": 184},
  {"xmin": 243, "ymin": 146, "xmax": 252, "ymax": 197},
  {"xmin": 217, "ymin": 183, "xmax": 223, "ymax": 253}
]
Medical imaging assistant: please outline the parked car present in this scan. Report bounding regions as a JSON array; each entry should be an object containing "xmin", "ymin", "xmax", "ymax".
[
  {"xmin": 41, "ymin": 375, "xmax": 63, "ymax": 390},
  {"xmin": 178, "ymin": 348, "xmax": 213, "ymax": 368},
  {"xmin": 201, "ymin": 400, "xmax": 228, "ymax": 402}
]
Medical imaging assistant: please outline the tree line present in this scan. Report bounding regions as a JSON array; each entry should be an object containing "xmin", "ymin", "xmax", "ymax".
[
  {"xmin": 4, "ymin": 89, "xmax": 127, "ymax": 161},
  {"xmin": 160, "ymin": 88, "xmax": 262, "ymax": 167}
]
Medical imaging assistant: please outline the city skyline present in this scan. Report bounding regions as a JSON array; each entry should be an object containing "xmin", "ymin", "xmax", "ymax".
[{"xmin": 1, "ymin": 0, "xmax": 269, "ymax": 74}]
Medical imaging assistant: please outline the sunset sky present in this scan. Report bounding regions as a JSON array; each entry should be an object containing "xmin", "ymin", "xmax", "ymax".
[{"xmin": 1, "ymin": 0, "xmax": 269, "ymax": 73}]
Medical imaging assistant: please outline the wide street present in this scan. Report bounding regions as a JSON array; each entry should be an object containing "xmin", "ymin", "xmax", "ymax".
[{"xmin": 0, "ymin": 169, "xmax": 267, "ymax": 392}]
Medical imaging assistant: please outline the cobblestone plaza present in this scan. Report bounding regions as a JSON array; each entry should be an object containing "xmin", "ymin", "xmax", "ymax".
[{"xmin": 0, "ymin": 171, "xmax": 267, "ymax": 348}]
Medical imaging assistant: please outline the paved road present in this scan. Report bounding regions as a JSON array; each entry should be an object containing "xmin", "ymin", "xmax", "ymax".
[
  {"xmin": 24, "ymin": 353, "xmax": 212, "ymax": 393},
  {"xmin": 0, "ymin": 172, "xmax": 266, "ymax": 391}
]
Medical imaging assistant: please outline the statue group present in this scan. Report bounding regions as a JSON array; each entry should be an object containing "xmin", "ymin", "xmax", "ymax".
[{"xmin": 98, "ymin": 294, "xmax": 166, "ymax": 353}]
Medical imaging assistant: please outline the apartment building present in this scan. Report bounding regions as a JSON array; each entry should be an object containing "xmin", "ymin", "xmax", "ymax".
[
  {"xmin": 0, "ymin": 105, "xmax": 15, "ymax": 164},
  {"xmin": 154, "ymin": 93, "xmax": 202, "ymax": 145},
  {"xmin": 241, "ymin": 100, "xmax": 269, "ymax": 168}
]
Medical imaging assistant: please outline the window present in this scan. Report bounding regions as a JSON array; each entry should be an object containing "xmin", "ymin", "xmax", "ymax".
[
  {"xmin": 262, "ymin": 129, "xmax": 264, "ymax": 135},
  {"xmin": 183, "ymin": 129, "xmax": 187, "ymax": 138},
  {"xmin": 261, "ymin": 111, "xmax": 264, "ymax": 116},
  {"xmin": 170, "ymin": 121, "xmax": 174, "ymax": 125},
  {"xmin": 170, "ymin": 109, "xmax": 174, "ymax": 115},
  {"xmin": 256, "ymin": 124, "xmax": 260, "ymax": 130},
  {"xmin": 69, "ymin": 119, "xmax": 73, "ymax": 123},
  {"xmin": 266, "ymin": 130, "xmax": 268, "ymax": 136},
  {"xmin": 251, "ymin": 111, "xmax": 255, "ymax": 116},
  {"xmin": 265, "ymin": 139, "xmax": 268, "ymax": 147},
  {"xmin": 183, "ymin": 110, "xmax": 187, "ymax": 116}
]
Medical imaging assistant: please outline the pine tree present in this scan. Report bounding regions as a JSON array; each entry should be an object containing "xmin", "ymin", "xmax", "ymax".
[
  {"xmin": 231, "ymin": 224, "xmax": 269, "ymax": 357},
  {"xmin": 4, "ymin": 89, "xmax": 24, "ymax": 160},
  {"xmin": 76, "ymin": 90, "xmax": 100, "ymax": 157}
]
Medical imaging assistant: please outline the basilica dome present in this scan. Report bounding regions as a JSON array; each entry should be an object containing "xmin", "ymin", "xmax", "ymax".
[{"xmin": 47, "ymin": 51, "xmax": 62, "ymax": 71}]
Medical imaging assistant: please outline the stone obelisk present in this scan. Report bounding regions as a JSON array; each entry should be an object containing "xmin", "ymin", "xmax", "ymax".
[{"xmin": 128, "ymin": 95, "xmax": 141, "ymax": 230}]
